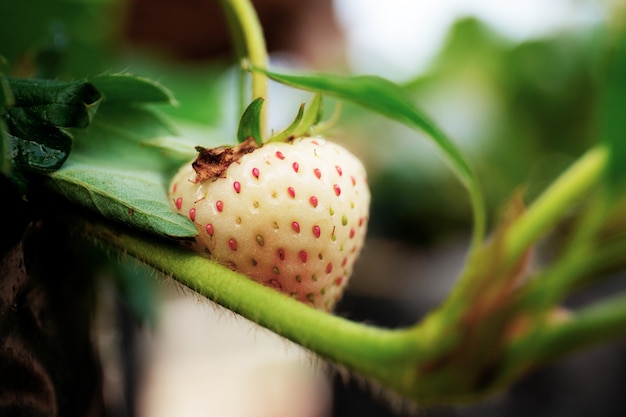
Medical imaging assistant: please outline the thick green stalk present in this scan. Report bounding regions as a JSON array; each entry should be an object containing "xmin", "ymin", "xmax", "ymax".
[
  {"xmin": 503, "ymin": 292, "xmax": 626, "ymax": 382},
  {"xmin": 84, "ymin": 221, "xmax": 432, "ymax": 399},
  {"xmin": 504, "ymin": 145, "xmax": 608, "ymax": 264}
]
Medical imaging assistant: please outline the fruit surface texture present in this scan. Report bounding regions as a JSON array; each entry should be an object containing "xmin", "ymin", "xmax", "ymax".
[{"xmin": 169, "ymin": 137, "xmax": 370, "ymax": 310}]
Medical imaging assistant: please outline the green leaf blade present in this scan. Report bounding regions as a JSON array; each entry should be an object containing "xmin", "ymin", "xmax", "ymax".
[
  {"xmin": 3, "ymin": 107, "xmax": 72, "ymax": 173},
  {"xmin": 255, "ymin": 67, "xmax": 486, "ymax": 247},
  {"xmin": 47, "ymin": 162, "xmax": 198, "ymax": 238},
  {"xmin": 90, "ymin": 73, "xmax": 178, "ymax": 105},
  {"xmin": 6, "ymin": 77, "xmax": 101, "ymax": 127},
  {"xmin": 256, "ymin": 69, "xmax": 472, "ymax": 180}
]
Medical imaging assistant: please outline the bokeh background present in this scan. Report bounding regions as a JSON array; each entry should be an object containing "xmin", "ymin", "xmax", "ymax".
[{"xmin": 2, "ymin": 1, "xmax": 625, "ymax": 416}]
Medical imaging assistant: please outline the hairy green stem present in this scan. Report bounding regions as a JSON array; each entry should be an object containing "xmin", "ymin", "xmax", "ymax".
[
  {"xmin": 504, "ymin": 145, "xmax": 608, "ymax": 264},
  {"xmin": 219, "ymin": 0, "xmax": 268, "ymax": 135},
  {"xmin": 84, "ymin": 221, "xmax": 433, "ymax": 399}
]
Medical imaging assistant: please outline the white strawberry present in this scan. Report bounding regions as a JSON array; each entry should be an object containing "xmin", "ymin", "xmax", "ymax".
[{"xmin": 168, "ymin": 136, "xmax": 370, "ymax": 311}]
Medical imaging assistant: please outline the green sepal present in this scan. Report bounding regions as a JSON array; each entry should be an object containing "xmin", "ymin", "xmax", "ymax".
[
  {"xmin": 266, "ymin": 102, "xmax": 305, "ymax": 143},
  {"xmin": 311, "ymin": 101, "xmax": 342, "ymax": 136},
  {"xmin": 292, "ymin": 93, "xmax": 323, "ymax": 137},
  {"xmin": 237, "ymin": 96, "xmax": 264, "ymax": 145},
  {"xmin": 266, "ymin": 93, "xmax": 325, "ymax": 143}
]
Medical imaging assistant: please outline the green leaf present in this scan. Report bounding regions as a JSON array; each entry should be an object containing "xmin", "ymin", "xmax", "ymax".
[
  {"xmin": 237, "ymin": 97, "xmax": 264, "ymax": 145},
  {"xmin": 255, "ymin": 68, "xmax": 472, "ymax": 179},
  {"xmin": 43, "ymin": 99, "xmax": 193, "ymax": 237},
  {"xmin": 90, "ymin": 73, "xmax": 178, "ymax": 105},
  {"xmin": 253, "ymin": 66, "xmax": 486, "ymax": 247},
  {"xmin": 6, "ymin": 76, "xmax": 101, "ymax": 128},
  {"xmin": 1, "ymin": 76, "xmax": 98, "ymax": 174},
  {"xmin": 75, "ymin": 105, "xmax": 178, "ymax": 161},
  {"xmin": 3, "ymin": 107, "xmax": 72, "ymax": 173},
  {"xmin": 47, "ymin": 160, "xmax": 197, "ymax": 238},
  {"xmin": 601, "ymin": 30, "xmax": 626, "ymax": 200}
]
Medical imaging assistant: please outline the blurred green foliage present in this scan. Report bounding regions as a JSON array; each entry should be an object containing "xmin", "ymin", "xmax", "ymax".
[
  {"xmin": 0, "ymin": 0, "xmax": 122, "ymax": 78},
  {"xmin": 356, "ymin": 18, "xmax": 603, "ymax": 245},
  {"xmin": 0, "ymin": 0, "xmax": 227, "ymax": 127}
]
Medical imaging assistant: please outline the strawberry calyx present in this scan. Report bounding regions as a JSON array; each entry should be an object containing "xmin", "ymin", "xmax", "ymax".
[
  {"xmin": 192, "ymin": 93, "xmax": 341, "ymax": 183},
  {"xmin": 267, "ymin": 93, "xmax": 325, "ymax": 143},
  {"xmin": 192, "ymin": 136, "xmax": 258, "ymax": 182}
]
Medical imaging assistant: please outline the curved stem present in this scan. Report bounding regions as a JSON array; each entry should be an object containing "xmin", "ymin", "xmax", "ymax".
[
  {"xmin": 83, "ymin": 220, "xmax": 428, "ymax": 399},
  {"xmin": 219, "ymin": 0, "xmax": 269, "ymax": 136}
]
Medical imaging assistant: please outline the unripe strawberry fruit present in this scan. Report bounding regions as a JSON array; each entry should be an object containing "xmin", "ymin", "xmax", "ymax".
[{"xmin": 168, "ymin": 136, "xmax": 370, "ymax": 311}]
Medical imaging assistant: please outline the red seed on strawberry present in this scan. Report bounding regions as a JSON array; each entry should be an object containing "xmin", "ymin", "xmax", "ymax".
[{"xmin": 168, "ymin": 136, "xmax": 370, "ymax": 311}]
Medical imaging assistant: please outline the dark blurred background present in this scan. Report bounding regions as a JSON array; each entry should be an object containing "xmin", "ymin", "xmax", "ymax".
[{"xmin": 2, "ymin": 1, "xmax": 624, "ymax": 416}]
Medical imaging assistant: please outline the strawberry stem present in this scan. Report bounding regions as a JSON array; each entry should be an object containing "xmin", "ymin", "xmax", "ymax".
[
  {"xmin": 83, "ymin": 219, "xmax": 426, "ymax": 401},
  {"xmin": 219, "ymin": 0, "xmax": 269, "ymax": 137}
]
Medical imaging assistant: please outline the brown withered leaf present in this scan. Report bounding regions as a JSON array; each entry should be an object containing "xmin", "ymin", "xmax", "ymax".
[{"xmin": 192, "ymin": 137, "xmax": 258, "ymax": 181}]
